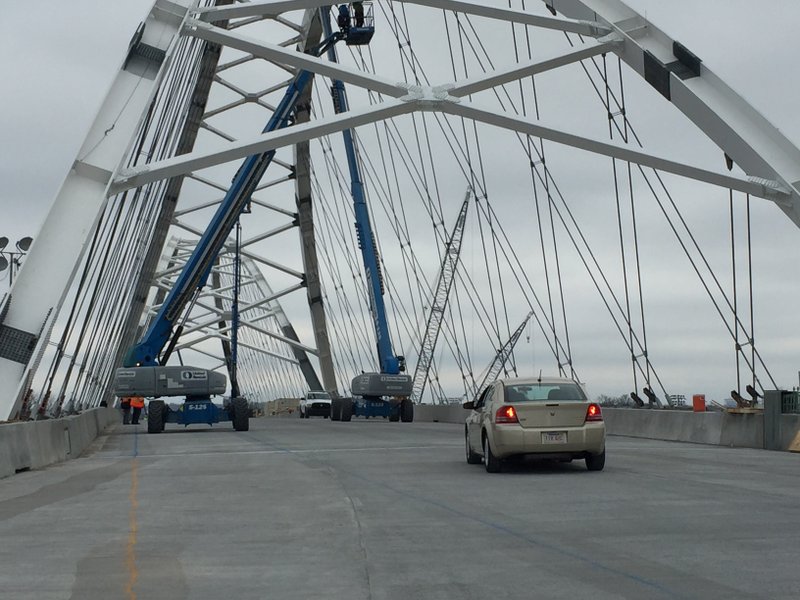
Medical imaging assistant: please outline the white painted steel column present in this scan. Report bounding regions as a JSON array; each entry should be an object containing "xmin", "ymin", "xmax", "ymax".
[{"xmin": 0, "ymin": 0, "xmax": 194, "ymax": 420}]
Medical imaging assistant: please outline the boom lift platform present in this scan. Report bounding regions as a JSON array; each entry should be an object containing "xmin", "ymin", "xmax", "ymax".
[
  {"xmin": 337, "ymin": 2, "xmax": 376, "ymax": 45},
  {"xmin": 113, "ymin": 12, "xmax": 367, "ymax": 432}
]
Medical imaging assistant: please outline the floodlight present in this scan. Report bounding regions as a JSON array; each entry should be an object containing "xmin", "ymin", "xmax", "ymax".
[
  {"xmin": 0, "ymin": 237, "xmax": 7, "ymax": 251},
  {"xmin": 16, "ymin": 237, "xmax": 32, "ymax": 252},
  {"xmin": 0, "ymin": 256, "xmax": 7, "ymax": 272}
]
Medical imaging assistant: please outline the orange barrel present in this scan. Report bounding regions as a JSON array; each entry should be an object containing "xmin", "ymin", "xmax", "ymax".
[{"xmin": 692, "ymin": 394, "xmax": 706, "ymax": 412}]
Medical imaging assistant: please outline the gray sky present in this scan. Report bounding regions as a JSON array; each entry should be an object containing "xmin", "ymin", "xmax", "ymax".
[{"xmin": 1, "ymin": 0, "xmax": 799, "ymax": 401}]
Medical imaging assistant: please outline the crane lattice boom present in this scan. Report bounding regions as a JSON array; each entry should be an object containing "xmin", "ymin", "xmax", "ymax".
[
  {"xmin": 472, "ymin": 311, "xmax": 534, "ymax": 399},
  {"xmin": 411, "ymin": 192, "xmax": 470, "ymax": 403}
]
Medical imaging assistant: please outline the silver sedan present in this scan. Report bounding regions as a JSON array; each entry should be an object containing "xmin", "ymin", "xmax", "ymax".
[{"xmin": 463, "ymin": 377, "xmax": 606, "ymax": 473}]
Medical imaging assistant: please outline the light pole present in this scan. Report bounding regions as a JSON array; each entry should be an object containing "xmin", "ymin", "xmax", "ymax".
[{"xmin": 0, "ymin": 236, "xmax": 33, "ymax": 288}]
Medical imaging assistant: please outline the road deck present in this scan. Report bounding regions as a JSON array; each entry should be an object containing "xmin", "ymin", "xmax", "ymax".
[{"xmin": 1, "ymin": 417, "xmax": 798, "ymax": 599}]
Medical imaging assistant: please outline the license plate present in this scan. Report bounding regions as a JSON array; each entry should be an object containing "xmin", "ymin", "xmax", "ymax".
[{"xmin": 541, "ymin": 431, "xmax": 567, "ymax": 444}]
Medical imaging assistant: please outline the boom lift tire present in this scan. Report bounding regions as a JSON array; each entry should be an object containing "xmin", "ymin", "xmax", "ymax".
[
  {"xmin": 232, "ymin": 397, "xmax": 250, "ymax": 431},
  {"xmin": 147, "ymin": 400, "xmax": 166, "ymax": 434},
  {"xmin": 400, "ymin": 398, "xmax": 414, "ymax": 422},
  {"xmin": 340, "ymin": 398, "xmax": 353, "ymax": 422},
  {"xmin": 330, "ymin": 399, "xmax": 341, "ymax": 421},
  {"xmin": 388, "ymin": 411, "xmax": 399, "ymax": 422}
]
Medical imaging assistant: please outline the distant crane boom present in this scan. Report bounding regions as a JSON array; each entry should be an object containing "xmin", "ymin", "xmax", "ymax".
[
  {"xmin": 472, "ymin": 311, "xmax": 534, "ymax": 399},
  {"xmin": 411, "ymin": 192, "xmax": 470, "ymax": 403}
]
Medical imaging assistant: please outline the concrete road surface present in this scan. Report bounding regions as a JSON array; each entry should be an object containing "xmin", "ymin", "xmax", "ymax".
[{"xmin": 0, "ymin": 417, "xmax": 798, "ymax": 599}]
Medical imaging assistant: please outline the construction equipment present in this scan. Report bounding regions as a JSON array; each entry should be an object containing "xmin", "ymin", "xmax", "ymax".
[
  {"xmin": 113, "ymin": 15, "xmax": 365, "ymax": 432},
  {"xmin": 320, "ymin": 12, "xmax": 414, "ymax": 422},
  {"xmin": 469, "ymin": 311, "xmax": 534, "ymax": 402},
  {"xmin": 411, "ymin": 193, "xmax": 470, "ymax": 404}
]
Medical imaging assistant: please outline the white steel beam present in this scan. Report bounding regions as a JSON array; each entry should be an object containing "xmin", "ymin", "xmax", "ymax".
[
  {"xmin": 0, "ymin": 0, "xmax": 193, "ymax": 421},
  {"xmin": 242, "ymin": 321, "xmax": 319, "ymax": 356},
  {"xmin": 402, "ymin": 0, "xmax": 610, "ymax": 36},
  {"xmin": 241, "ymin": 250, "xmax": 306, "ymax": 281},
  {"xmin": 177, "ymin": 283, "xmax": 305, "ymax": 334},
  {"xmin": 114, "ymin": 88, "xmax": 789, "ymax": 204},
  {"xmin": 112, "ymin": 99, "xmax": 414, "ymax": 192},
  {"xmin": 186, "ymin": 20, "xmax": 409, "ymax": 98},
  {"xmin": 198, "ymin": 0, "xmax": 329, "ymax": 20},
  {"xmin": 542, "ymin": 0, "xmax": 800, "ymax": 226},
  {"xmin": 171, "ymin": 219, "xmax": 307, "ymax": 279},
  {"xmin": 177, "ymin": 320, "xmax": 319, "ymax": 356},
  {"xmin": 448, "ymin": 38, "xmax": 622, "ymax": 98},
  {"xmin": 442, "ymin": 100, "xmax": 791, "ymax": 201},
  {"xmin": 196, "ymin": 0, "xmax": 612, "ymax": 37},
  {"xmin": 184, "ymin": 336, "xmax": 301, "ymax": 364}
]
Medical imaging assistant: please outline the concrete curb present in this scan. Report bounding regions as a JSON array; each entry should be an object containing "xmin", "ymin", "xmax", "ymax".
[{"xmin": 0, "ymin": 407, "xmax": 119, "ymax": 480}]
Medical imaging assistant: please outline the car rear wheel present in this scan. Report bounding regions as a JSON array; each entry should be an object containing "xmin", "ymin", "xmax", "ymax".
[
  {"xmin": 466, "ymin": 429, "xmax": 481, "ymax": 464},
  {"xmin": 585, "ymin": 450, "xmax": 606, "ymax": 471},
  {"xmin": 483, "ymin": 435, "xmax": 502, "ymax": 473}
]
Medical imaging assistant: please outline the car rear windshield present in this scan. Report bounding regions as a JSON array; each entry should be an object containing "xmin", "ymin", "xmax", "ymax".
[{"xmin": 504, "ymin": 383, "xmax": 586, "ymax": 402}]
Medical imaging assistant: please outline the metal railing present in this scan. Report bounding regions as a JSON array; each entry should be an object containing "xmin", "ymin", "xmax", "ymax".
[{"xmin": 782, "ymin": 391, "xmax": 800, "ymax": 414}]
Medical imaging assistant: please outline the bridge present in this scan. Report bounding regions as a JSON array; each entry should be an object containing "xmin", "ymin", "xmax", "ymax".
[{"xmin": 1, "ymin": 0, "xmax": 799, "ymax": 597}]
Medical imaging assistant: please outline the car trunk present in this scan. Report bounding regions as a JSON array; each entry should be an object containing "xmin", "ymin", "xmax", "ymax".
[{"xmin": 512, "ymin": 401, "xmax": 588, "ymax": 429}]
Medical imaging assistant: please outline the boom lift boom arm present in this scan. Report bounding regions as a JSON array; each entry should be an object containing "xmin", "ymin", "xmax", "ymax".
[{"xmin": 322, "ymin": 12, "xmax": 405, "ymax": 377}]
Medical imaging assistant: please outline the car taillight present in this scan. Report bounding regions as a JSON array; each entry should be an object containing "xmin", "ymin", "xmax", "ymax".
[
  {"xmin": 585, "ymin": 403, "xmax": 603, "ymax": 422},
  {"xmin": 495, "ymin": 405, "xmax": 519, "ymax": 424}
]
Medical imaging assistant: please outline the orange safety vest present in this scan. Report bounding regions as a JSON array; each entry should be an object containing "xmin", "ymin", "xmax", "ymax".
[{"xmin": 130, "ymin": 396, "xmax": 145, "ymax": 409}]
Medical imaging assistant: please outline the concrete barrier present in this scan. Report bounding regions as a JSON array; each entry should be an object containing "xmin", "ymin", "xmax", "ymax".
[
  {"xmin": 602, "ymin": 408, "xmax": 768, "ymax": 448},
  {"xmin": 410, "ymin": 405, "xmax": 800, "ymax": 451},
  {"xmin": 413, "ymin": 404, "xmax": 465, "ymax": 424},
  {"xmin": 0, "ymin": 407, "xmax": 119, "ymax": 480}
]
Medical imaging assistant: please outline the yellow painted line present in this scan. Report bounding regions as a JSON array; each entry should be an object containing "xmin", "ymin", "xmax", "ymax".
[{"xmin": 125, "ymin": 457, "xmax": 139, "ymax": 599}]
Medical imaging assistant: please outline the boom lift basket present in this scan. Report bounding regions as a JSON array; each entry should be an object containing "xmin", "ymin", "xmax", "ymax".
[{"xmin": 345, "ymin": 2, "xmax": 375, "ymax": 45}]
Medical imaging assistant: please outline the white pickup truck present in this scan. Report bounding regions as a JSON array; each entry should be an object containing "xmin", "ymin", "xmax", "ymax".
[{"xmin": 299, "ymin": 391, "xmax": 332, "ymax": 418}]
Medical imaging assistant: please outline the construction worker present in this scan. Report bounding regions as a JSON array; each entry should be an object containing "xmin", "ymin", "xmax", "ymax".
[
  {"xmin": 130, "ymin": 396, "xmax": 145, "ymax": 425},
  {"xmin": 120, "ymin": 397, "xmax": 132, "ymax": 424},
  {"xmin": 337, "ymin": 4, "xmax": 350, "ymax": 31},
  {"xmin": 353, "ymin": 1, "xmax": 364, "ymax": 27}
]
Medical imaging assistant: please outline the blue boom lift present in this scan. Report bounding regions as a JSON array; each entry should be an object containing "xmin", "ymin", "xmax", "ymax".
[
  {"xmin": 113, "ymin": 6, "xmax": 376, "ymax": 432},
  {"xmin": 321, "ymin": 10, "xmax": 415, "ymax": 424}
]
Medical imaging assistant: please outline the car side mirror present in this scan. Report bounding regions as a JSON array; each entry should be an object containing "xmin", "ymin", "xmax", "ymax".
[{"xmin": 462, "ymin": 401, "xmax": 474, "ymax": 410}]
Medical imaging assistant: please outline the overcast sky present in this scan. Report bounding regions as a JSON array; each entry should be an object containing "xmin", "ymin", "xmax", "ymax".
[{"xmin": 1, "ymin": 0, "xmax": 799, "ymax": 401}]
